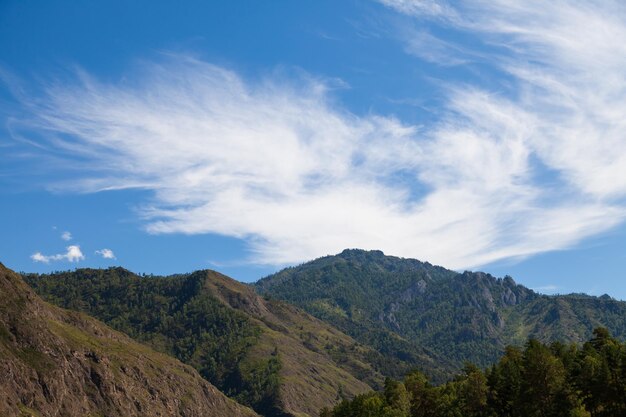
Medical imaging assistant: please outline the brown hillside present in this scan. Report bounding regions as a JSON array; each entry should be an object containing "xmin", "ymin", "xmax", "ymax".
[
  {"xmin": 200, "ymin": 270, "xmax": 382, "ymax": 416},
  {"xmin": 0, "ymin": 263, "xmax": 259, "ymax": 417}
]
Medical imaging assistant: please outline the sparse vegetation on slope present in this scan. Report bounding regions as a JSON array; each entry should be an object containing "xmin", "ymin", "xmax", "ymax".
[
  {"xmin": 0, "ymin": 263, "xmax": 259, "ymax": 417},
  {"xmin": 25, "ymin": 267, "xmax": 383, "ymax": 417}
]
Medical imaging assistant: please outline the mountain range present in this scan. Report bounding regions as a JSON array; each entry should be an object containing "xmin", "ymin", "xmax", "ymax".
[
  {"xmin": 256, "ymin": 249, "xmax": 626, "ymax": 376},
  {"xmin": 5, "ymin": 249, "xmax": 626, "ymax": 416}
]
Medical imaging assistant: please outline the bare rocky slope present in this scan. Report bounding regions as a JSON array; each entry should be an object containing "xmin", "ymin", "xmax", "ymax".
[{"xmin": 0, "ymin": 263, "xmax": 259, "ymax": 417}]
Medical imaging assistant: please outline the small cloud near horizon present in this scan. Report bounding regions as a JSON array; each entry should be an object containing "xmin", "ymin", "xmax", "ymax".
[
  {"xmin": 95, "ymin": 248, "xmax": 116, "ymax": 259},
  {"xmin": 31, "ymin": 245, "xmax": 85, "ymax": 263}
]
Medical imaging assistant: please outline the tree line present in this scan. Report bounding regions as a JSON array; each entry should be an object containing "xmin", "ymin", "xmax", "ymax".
[{"xmin": 322, "ymin": 328, "xmax": 626, "ymax": 417}]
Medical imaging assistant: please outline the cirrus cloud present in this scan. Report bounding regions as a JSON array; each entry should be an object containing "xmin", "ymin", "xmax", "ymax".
[{"xmin": 10, "ymin": 0, "xmax": 626, "ymax": 269}]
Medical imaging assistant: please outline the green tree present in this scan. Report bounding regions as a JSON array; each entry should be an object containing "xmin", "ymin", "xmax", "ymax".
[
  {"xmin": 458, "ymin": 364, "xmax": 489, "ymax": 417},
  {"xmin": 575, "ymin": 328, "xmax": 626, "ymax": 417},
  {"xmin": 520, "ymin": 339, "xmax": 573, "ymax": 417},
  {"xmin": 404, "ymin": 371, "xmax": 436, "ymax": 417},
  {"xmin": 487, "ymin": 346, "xmax": 523, "ymax": 417},
  {"xmin": 384, "ymin": 378, "xmax": 411, "ymax": 417}
]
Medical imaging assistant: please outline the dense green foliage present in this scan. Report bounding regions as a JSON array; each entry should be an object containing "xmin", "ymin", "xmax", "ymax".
[
  {"xmin": 24, "ymin": 268, "xmax": 282, "ymax": 415},
  {"xmin": 257, "ymin": 250, "xmax": 626, "ymax": 381},
  {"xmin": 323, "ymin": 328, "xmax": 626, "ymax": 417}
]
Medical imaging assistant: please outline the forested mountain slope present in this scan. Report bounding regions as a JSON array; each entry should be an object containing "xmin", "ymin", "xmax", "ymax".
[
  {"xmin": 0, "ymin": 263, "xmax": 258, "ymax": 417},
  {"xmin": 24, "ymin": 267, "xmax": 389, "ymax": 417},
  {"xmin": 256, "ymin": 249, "xmax": 626, "ymax": 377}
]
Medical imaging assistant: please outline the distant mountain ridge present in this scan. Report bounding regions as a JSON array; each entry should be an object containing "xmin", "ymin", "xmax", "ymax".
[
  {"xmin": 0, "ymin": 263, "xmax": 258, "ymax": 417},
  {"xmin": 256, "ymin": 249, "xmax": 626, "ymax": 378}
]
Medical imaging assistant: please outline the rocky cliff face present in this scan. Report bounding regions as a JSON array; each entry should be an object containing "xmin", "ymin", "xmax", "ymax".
[{"xmin": 0, "ymin": 263, "xmax": 258, "ymax": 417}]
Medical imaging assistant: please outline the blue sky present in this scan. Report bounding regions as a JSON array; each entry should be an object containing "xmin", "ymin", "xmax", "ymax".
[{"xmin": 2, "ymin": 0, "xmax": 626, "ymax": 298}]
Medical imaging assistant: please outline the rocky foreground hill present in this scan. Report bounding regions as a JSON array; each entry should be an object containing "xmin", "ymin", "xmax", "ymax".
[{"xmin": 0, "ymin": 263, "xmax": 258, "ymax": 417}]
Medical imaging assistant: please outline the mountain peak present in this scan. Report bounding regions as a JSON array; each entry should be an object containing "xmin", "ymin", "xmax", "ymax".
[
  {"xmin": 256, "ymin": 251, "xmax": 626, "ymax": 381},
  {"xmin": 339, "ymin": 248, "xmax": 386, "ymax": 258}
]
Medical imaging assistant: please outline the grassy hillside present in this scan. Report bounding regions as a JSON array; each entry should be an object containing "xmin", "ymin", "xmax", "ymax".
[
  {"xmin": 0, "ymin": 262, "xmax": 259, "ymax": 417},
  {"xmin": 256, "ymin": 249, "xmax": 626, "ymax": 378},
  {"xmin": 24, "ymin": 267, "xmax": 385, "ymax": 417}
]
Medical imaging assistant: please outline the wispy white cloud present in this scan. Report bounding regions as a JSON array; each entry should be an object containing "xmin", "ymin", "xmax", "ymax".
[
  {"xmin": 375, "ymin": 0, "xmax": 626, "ymax": 259},
  {"xmin": 402, "ymin": 30, "xmax": 471, "ymax": 66},
  {"xmin": 378, "ymin": 0, "xmax": 455, "ymax": 19},
  {"xmin": 31, "ymin": 245, "xmax": 85, "ymax": 263},
  {"xmin": 95, "ymin": 248, "xmax": 116, "ymax": 259},
  {"xmin": 533, "ymin": 284, "xmax": 559, "ymax": 294},
  {"xmin": 61, "ymin": 231, "xmax": 72, "ymax": 241},
  {"xmin": 11, "ymin": 0, "xmax": 626, "ymax": 271}
]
